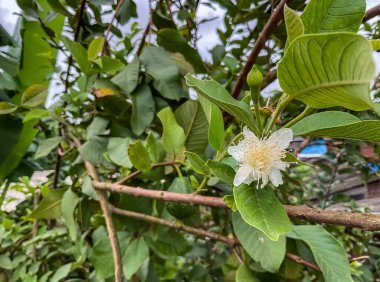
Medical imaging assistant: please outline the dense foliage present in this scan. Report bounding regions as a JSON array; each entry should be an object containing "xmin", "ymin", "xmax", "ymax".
[{"xmin": 1, "ymin": 0, "xmax": 380, "ymax": 281}]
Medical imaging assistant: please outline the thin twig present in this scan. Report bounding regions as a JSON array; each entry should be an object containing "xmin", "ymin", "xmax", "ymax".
[
  {"xmin": 92, "ymin": 180, "xmax": 380, "ymax": 230},
  {"xmin": 136, "ymin": 19, "xmax": 152, "ymax": 56},
  {"xmin": 285, "ymin": 253, "xmax": 321, "ymax": 271},
  {"xmin": 53, "ymin": 0, "xmax": 87, "ymax": 189},
  {"xmin": 32, "ymin": 188, "xmax": 40, "ymax": 261},
  {"xmin": 231, "ymin": 0, "xmax": 289, "ymax": 98},
  {"xmin": 102, "ymin": 0, "xmax": 125, "ymax": 56},
  {"xmin": 111, "ymin": 205, "xmax": 319, "ymax": 271},
  {"xmin": 363, "ymin": 4, "xmax": 380, "ymax": 22},
  {"xmin": 73, "ymin": 139, "xmax": 124, "ymax": 282},
  {"xmin": 116, "ymin": 161, "xmax": 182, "ymax": 184}
]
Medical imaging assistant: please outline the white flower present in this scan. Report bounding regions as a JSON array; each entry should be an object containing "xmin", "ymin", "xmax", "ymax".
[{"xmin": 228, "ymin": 127, "xmax": 293, "ymax": 188}]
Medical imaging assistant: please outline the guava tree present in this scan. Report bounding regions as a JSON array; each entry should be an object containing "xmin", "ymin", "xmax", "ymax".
[{"xmin": 0, "ymin": 0, "xmax": 380, "ymax": 281}]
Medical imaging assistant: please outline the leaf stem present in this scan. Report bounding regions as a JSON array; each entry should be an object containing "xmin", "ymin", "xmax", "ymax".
[
  {"xmin": 264, "ymin": 94, "xmax": 293, "ymax": 136},
  {"xmin": 283, "ymin": 106, "xmax": 314, "ymax": 128},
  {"xmin": 253, "ymin": 101, "xmax": 263, "ymax": 136}
]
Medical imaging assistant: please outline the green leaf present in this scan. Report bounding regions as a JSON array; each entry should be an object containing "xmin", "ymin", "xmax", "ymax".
[
  {"xmin": 235, "ymin": 264, "xmax": 260, "ymax": 282},
  {"xmin": 140, "ymin": 46, "xmax": 182, "ymax": 101},
  {"xmin": 61, "ymin": 189, "xmax": 79, "ymax": 241},
  {"xmin": 233, "ymin": 185, "xmax": 291, "ymax": 241},
  {"xmin": 99, "ymin": 56, "xmax": 124, "ymax": 75},
  {"xmin": 233, "ymin": 213, "xmax": 286, "ymax": 272},
  {"xmin": 21, "ymin": 84, "xmax": 48, "ymax": 107},
  {"xmin": 62, "ymin": 37, "xmax": 90, "ymax": 74},
  {"xmin": 0, "ymin": 119, "xmax": 38, "ymax": 180},
  {"xmin": 157, "ymin": 28, "xmax": 206, "ymax": 73},
  {"xmin": 0, "ymin": 24, "xmax": 15, "ymax": 47},
  {"xmin": 300, "ymin": 0, "xmax": 365, "ymax": 34},
  {"xmin": 198, "ymin": 95, "xmax": 225, "ymax": 151},
  {"xmin": 111, "ymin": 57, "xmax": 140, "ymax": 94},
  {"xmin": 288, "ymin": 225, "xmax": 353, "ymax": 282},
  {"xmin": 185, "ymin": 151, "xmax": 208, "ymax": 174},
  {"xmin": 23, "ymin": 108, "xmax": 49, "ymax": 123},
  {"xmin": 223, "ymin": 195, "xmax": 237, "ymax": 212},
  {"xmin": 35, "ymin": 137, "xmax": 63, "ymax": 159},
  {"xmin": 0, "ymin": 102, "xmax": 17, "ymax": 114},
  {"xmin": 122, "ymin": 237, "xmax": 149, "ymax": 279},
  {"xmin": 157, "ymin": 107, "xmax": 186, "ymax": 156},
  {"xmin": 50, "ymin": 263, "xmax": 72, "ymax": 282},
  {"xmin": 185, "ymin": 74, "xmax": 257, "ymax": 131},
  {"xmin": 0, "ymin": 254, "xmax": 13, "ymax": 270},
  {"xmin": 166, "ymin": 178, "xmax": 197, "ymax": 219},
  {"xmin": 116, "ymin": 0, "xmax": 137, "ymax": 24},
  {"xmin": 175, "ymin": 100, "xmax": 209, "ymax": 154},
  {"xmin": 29, "ymin": 188, "xmax": 66, "ymax": 219},
  {"xmin": 129, "ymin": 141, "xmax": 152, "ymax": 172},
  {"xmin": 278, "ymin": 33, "xmax": 375, "ymax": 111},
  {"xmin": 88, "ymin": 37, "xmax": 105, "ymax": 61},
  {"xmin": 282, "ymin": 152, "xmax": 311, "ymax": 166},
  {"xmin": 108, "ymin": 137, "xmax": 133, "ymax": 168},
  {"xmin": 145, "ymin": 132, "xmax": 166, "ymax": 163},
  {"xmin": 291, "ymin": 111, "xmax": 380, "ymax": 142},
  {"xmin": 284, "ymin": 5, "xmax": 304, "ymax": 48},
  {"xmin": 370, "ymin": 40, "xmax": 380, "ymax": 51},
  {"xmin": 82, "ymin": 176, "xmax": 98, "ymax": 200},
  {"xmin": 131, "ymin": 83, "xmax": 155, "ymax": 135},
  {"xmin": 206, "ymin": 160, "xmax": 235, "ymax": 184},
  {"xmin": 46, "ymin": 0, "xmax": 70, "ymax": 16}
]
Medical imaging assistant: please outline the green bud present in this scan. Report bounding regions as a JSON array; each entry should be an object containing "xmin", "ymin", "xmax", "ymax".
[{"xmin": 247, "ymin": 65, "xmax": 263, "ymax": 88}]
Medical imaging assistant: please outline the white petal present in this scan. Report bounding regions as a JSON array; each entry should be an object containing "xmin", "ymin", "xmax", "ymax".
[
  {"xmin": 228, "ymin": 145, "xmax": 244, "ymax": 162},
  {"xmin": 266, "ymin": 128, "xmax": 293, "ymax": 150},
  {"xmin": 243, "ymin": 126, "xmax": 259, "ymax": 141},
  {"xmin": 269, "ymin": 169, "xmax": 283, "ymax": 187},
  {"xmin": 260, "ymin": 173, "xmax": 269, "ymax": 188},
  {"xmin": 273, "ymin": 161, "xmax": 288, "ymax": 171},
  {"xmin": 234, "ymin": 165, "xmax": 254, "ymax": 186}
]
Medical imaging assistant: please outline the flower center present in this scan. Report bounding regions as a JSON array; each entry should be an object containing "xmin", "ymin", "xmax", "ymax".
[{"xmin": 245, "ymin": 140, "xmax": 283, "ymax": 172}]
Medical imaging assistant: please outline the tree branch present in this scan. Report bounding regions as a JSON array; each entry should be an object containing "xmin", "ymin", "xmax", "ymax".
[
  {"xmin": 111, "ymin": 205, "xmax": 320, "ymax": 271},
  {"xmin": 136, "ymin": 19, "xmax": 152, "ymax": 56},
  {"xmin": 231, "ymin": 0, "xmax": 289, "ymax": 98},
  {"xmin": 73, "ymin": 139, "xmax": 124, "ymax": 282},
  {"xmin": 363, "ymin": 4, "xmax": 380, "ymax": 22},
  {"xmin": 102, "ymin": 0, "xmax": 125, "ymax": 55},
  {"xmin": 92, "ymin": 180, "xmax": 380, "ymax": 230}
]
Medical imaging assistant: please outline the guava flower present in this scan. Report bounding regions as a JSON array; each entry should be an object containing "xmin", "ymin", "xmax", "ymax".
[{"xmin": 228, "ymin": 127, "xmax": 293, "ymax": 188}]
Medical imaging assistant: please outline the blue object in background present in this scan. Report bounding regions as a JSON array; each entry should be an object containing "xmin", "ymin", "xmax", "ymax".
[{"xmin": 298, "ymin": 139, "xmax": 328, "ymax": 158}]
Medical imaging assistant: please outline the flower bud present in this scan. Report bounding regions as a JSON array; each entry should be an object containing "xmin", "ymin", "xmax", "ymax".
[{"xmin": 247, "ymin": 65, "xmax": 263, "ymax": 88}]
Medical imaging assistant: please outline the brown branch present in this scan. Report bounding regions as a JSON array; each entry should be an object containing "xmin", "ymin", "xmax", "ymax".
[
  {"xmin": 73, "ymin": 139, "xmax": 124, "ymax": 282},
  {"xmin": 136, "ymin": 19, "xmax": 152, "ymax": 56},
  {"xmin": 231, "ymin": 0, "xmax": 289, "ymax": 98},
  {"xmin": 116, "ymin": 161, "xmax": 182, "ymax": 184},
  {"xmin": 111, "ymin": 205, "xmax": 319, "ymax": 271},
  {"xmin": 285, "ymin": 253, "xmax": 321, "ymax": 271},
  {"xmin": 363, "ymin": 4, "xmax": 380, "ymax": 22},
  {"xmin": 111, "ymin": 205, "xmax": 237, "ymax": 245},
  {"xmin": 92, "ymin": 180, "xmax": 380, "ymax": 230},
  {"xmin": 102, "ymin": 0, "xmax": 125, "ymax": 56}
]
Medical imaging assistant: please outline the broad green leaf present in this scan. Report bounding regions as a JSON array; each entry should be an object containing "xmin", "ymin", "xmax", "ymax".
[
  {"xmin": 61, "ymin": 189, "xmax": 79, "ymax": 241},
  {"xmin": 29, "ymin": 188, "xmax": 66, "ymax": 219},
  {"xmin": 50, "ymin": 263, "xmax": 72, "ymax": 282},
  {"xmin": 99, "ymin": 56, "xmax": 124, "ymax": 75},
  {"xmin": 233, "ymin": 185, "xmax": 291, "ymax": 241},
  {"xmin": 88, "ymin": 37, "xmax": 105, "ymax": 61},
  {"xmin": 291, "ymin": 111, "xmax": 380, "ymax": 142},
  {"xmin": 82, "ymin": 176, "xmax": 98, "ymax": 200},
  {"xmin": 169, "ymin": 52, "xmax": 195, "ymax": 76},
  {"xmin": 23, "ymin": 108, "xmax": 49, "ymax": 123},
  {"xmin": 111, "ymin": 57, "xmax": 140, "ymax": 94},
  {"xmin": 0, "ymin": 24, "xmax": 15, "ymax": 47},
  {"xmin": 107, "ymin": 137, "xmax": 133, "ymax": 168},
  {"xmin": 278, "ymin": 33, "xmax": 375, "ymax": 111},
  {"xmin": 157, "ymin": 107, "xmax": 186, "ymax": 156},
  {"xmin": 370, "ymin": 40, "xmax": 380, "ymax": 51},
  {"xmin": 145, "ymin": 132, "xmax": 166, "ymax": 163},
  {"xmin": 235, "ymin": 264, "xmax": 260, "ymax": 282},
  {"xmin": 198, "ymin": 95, "xmax": 225, "ymax": 151},
  {"xmin": 131, "ymin": 83, "xmax": 155, "ymax": 135},
  {"xmin": 288, "ymin": 225, "xmax": 353, "ymax": 282},
  {"xmin": 166, "ymin": 177, "xmax": 197, "ymax": 219},
  {"xmin": 284, "ymin": 5, "xmax": 304, "ymax": 48},
  {"xmin": 116, "ymin": 0, "xmax": 137, "ymax": 24},
  {"xmin": 21, "ymin": 84, "xmax": 48, "ymax": 107},
  {"xmin": 185, "ymin": 74, "xmax": 257, "ymax": 131},
  {"xmin": 35, "ymin": 137, "xmax": 64, "ymax": 159},
  {"xmin": 185, "ymin": 151, "xmax": 208, "ymax": 174},
  {"xmin": 140, "ymin": 46, "xmax": 183, "ymax": 101},
  {"xmin": 206, "ymin": 160, "xmax": 235, "ymax": 184},
  {"xmin": 174, "ymin": 100, "xmax": 209, "ymax": 154},
  {"xmin": 129, "ymin": 141, "xmax": 152, "ymax": 172},
  {"xmin": 0, "ymin": 102, "xmax": 17, "ymax": 114},
  {"xmin": 157, "ymin": 28, "xmax": 206, "ymax": 73},
  {"xmin": 46, "ymin": 0, "xmax": 70, "ymax": 16},
  {"xmin": 0, "ymin": 119, "xmax": 38, "ymax": 180},
  {"xmin": 79, "ymin": 138, "xmax": 113, "ymax": 169},
  {"xmin": 282, "ymin": 152, "xmax": 311, "ymax": 166},
  {"xmin": 223, "ymin": 195, "xmax": 237, "ymax": 212},
  {"xmin": 62, "ymin": 37, "xmax": 90, "ymax": 74},
  {"xmin": 300, "ymin": 0, "xmax": 365, "ymax": 34},
  {"xmin": 87, "ymin": 116, "xmax": 110, "ymax": 139},
  {"xmin": 0, "ymin": 254, "xmax": 13, "ymax": 270},
  {"xmin": 233, "ymin": 213, "xmax": 286, "ymax": 272},
  {"xmin": 123, "ymin": 237, "xmax": 149, "ymax": 279}
]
